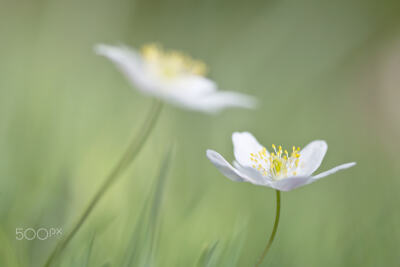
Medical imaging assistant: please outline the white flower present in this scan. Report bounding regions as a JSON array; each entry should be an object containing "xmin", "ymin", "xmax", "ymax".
[
  {"xmin": 95, "ymin": 43, "xmax": 257, "ymax": 113},
  {"xmin": 206, "ymin": 132, "xmax": 356, "ymax": 191}
]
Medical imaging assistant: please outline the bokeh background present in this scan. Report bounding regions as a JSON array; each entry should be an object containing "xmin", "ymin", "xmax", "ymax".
[{"xmin": 1, "ymin": 0, "xmax": 400, "ymax": 266}]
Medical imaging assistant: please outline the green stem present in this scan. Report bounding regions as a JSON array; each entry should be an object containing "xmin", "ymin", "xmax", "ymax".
[
  {"xmin": 255, "ymin": 190, "xmax": 281, "ymax": 267},
  {"xmin": 43, "ymin": 100, "xmax": 163, "ymax": 267}
]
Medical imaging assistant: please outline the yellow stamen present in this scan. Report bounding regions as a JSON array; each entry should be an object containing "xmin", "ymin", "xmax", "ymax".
[
  {"xmin": 248, "ymin": 144, "xmax": 302, "ymax": 180},
  {"xmin": 141, "ymin": 43, "xmax": 207, "ymax": 78}
]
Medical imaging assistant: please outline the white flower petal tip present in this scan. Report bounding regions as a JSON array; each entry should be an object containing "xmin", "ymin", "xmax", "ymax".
[
  {"xmin": 205, "ymin": 92, "xmax": 258, "ymax": 112},
  {"xmin": 94, "ymin": 44, "xmax": 110, "ymax": 55},
  {"xmin": 190, "ymin": 93, "xmax": 257, "ymax": 114},
  {"xmin": 297, "ymin": 140, "xmax": 328, "ymax": 176},
  {"xmin": 232, "ymin": 132, "xmax": 264, "ymax": 167},
  {"xmin": 95, "ymin": 43, "xmax": 257, "ymax": 114},
  {"xmin": 207, "ymin": 133, "xmax": 356, "ymax": 191},
  {"xmin": 206, "ymin": 150, "xmax": 245, "ymax": 182},
  {"xmin": 312, "ymin": 162, "xmax": 356, "ymax": 180},
  {"xmin": 94, "ymin": 44, "xmax": 132, "ymax": 60}
]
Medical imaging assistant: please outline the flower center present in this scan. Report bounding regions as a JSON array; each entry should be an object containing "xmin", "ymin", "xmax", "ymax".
[
  {"xmin": 250, "ymin": 144, "xmax": 301, "ymax": 180},
  {"xmin": 141, "ymin": 44, "xmax": 207, "ymax": 79}
]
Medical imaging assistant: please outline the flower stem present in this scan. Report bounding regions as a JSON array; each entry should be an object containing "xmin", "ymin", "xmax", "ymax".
[
  {"xmin": 255, "ymin": 190, "xmax": 281, "ymax": 267},
  {"xmin": 43, "ymin": 100, "xmax": 163, "ymax": 267}
]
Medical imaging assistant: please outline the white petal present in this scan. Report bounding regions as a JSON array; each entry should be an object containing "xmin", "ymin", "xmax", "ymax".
[
  {"xmin": 95, "ymin": 44, "xmax": 153, "ymax": 93},
  {"xmin": 232, "ymin": 132, "xmax": 266, "ymax": 167},
  {"xmin": 297, "ymin": 140, "xmax": 328, "ymax": 176},
  {"xmin": 95, "ymin": 44, "xmax": 257, "ymax": 114},
  {"xmin": 311, "ymin": 162, "xmax": 356, "ymax": 180},
  {"xmin": 233, "ymin": 161, "xmax": 270, "ymax": 186},
  {"xmin": 183, "ymin": 91, "xmax": 257, "ymax": 113},
  {"xmin": 269, "ymin": 176, "xmax": 313, "ymax": 191},
  {"xmin": 165, "ymin": 75, "xmax": 217, "ymax": 96},
  {"xmin": 160, "ymin": 76, "xmax": 218, "ymax": 110},
  {"xmin": 206, "ymin": 150, "xmax": 246, "ymax": 182}
]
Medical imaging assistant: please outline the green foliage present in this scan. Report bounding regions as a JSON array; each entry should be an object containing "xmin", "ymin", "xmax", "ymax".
[{"xmin": 1, "ymin": 0, "xmax": 400, "ymax": 266}]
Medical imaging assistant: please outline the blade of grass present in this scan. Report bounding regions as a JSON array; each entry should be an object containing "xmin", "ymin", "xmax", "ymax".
[
  {"xmin": 122, "ymin": 144, "xmax": 174, "ymax": 267},
  {"xmin": 82, "ymin": 233, "xmax": 96, "ymax": 267},
  {"xmin": 121, "ymin": 197, "xmax": 152, "ymax": 267},
  {"xmin": 144, "ymin": 144, "xmax": 174, "ymax": 267},
  {"xmin": 43, "ymin": 100, "xmax": 163, "ymax": 267},
  {"xmin": 197, "ymin": 241, "xmax": 220, "ymax": 267},
  {"xmin": 220, "ymin": 224, "xmax": 247, "ymax": 267}
]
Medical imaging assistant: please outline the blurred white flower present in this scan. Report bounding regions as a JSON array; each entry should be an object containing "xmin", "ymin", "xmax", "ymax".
[
  {"xmin": 95, "ymin": 43, "xmax": 257, "ymax": 113},
  {"xmin": 206, "ymin": 132, "xmax": 356, "ymax": 191}
]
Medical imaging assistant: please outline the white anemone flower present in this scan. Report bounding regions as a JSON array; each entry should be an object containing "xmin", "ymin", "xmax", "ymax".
[
  {"xmin": 95, "ymin": 43, "xmax": 257, "ymax": 113},
  {"xmin": 206, "ymin": 132, "xmax": 356, "ymax": 191}
]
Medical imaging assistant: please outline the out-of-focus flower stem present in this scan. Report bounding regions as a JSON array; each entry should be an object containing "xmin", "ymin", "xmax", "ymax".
[
  {"xmin": 255, "ymin": 190, "xmax": 281, "ymax": 267},
  {"xmin": 43, "ymin": 100, "xmax": 163, "ymax": 267}
]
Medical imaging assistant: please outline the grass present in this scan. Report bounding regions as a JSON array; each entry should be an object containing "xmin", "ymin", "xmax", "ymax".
[{"xmin": 1, "ymin": 0, "xmax": 400, "ymax": 266}]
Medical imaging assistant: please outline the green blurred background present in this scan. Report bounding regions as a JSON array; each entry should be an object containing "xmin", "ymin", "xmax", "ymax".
[{"xmin": 1, "ymin": 0, "xmax": 400, "ymax": 266}]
